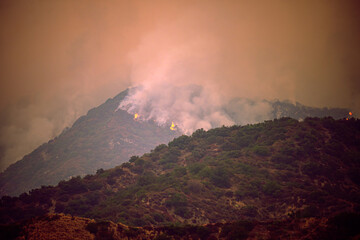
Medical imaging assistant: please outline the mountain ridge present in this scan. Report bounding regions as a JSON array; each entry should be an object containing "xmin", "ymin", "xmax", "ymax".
[
  {"xmin": 5, "ymin": 212, "xmax": 359, "ymax": 240},
  {"xmin": 0, "ymin": 89, "xmax": 179, "ymax": 196},
  {"xmin": 0, "ymin": 88, "xmax": 352, "ymax": 197}
]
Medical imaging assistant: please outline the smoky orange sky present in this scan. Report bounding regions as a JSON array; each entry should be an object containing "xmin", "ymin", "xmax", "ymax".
[{"xmin": 0, "ymin": 0, "xmax": 360, "ymax": 171}]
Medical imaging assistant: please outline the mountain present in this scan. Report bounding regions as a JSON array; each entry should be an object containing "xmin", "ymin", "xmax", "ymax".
[
  {"xmin": 0, "ymin": 89, "xmax": 179, "ymax": 197},
  {"xmin": 0, "ymin": 88, "xmax": 351, "ymax": 197},
  {"xmin": 1, "ymin": 117, "xmax": 359, "ymax": 239}
]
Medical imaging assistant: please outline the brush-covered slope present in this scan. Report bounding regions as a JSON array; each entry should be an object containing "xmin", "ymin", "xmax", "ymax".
[
  {"xmin": 5, "ymin": 212, "xmax": 360, "ymax": 240},
  {"xmin": 1, "ymin": 117, "xmax": 359, "ymax": 233},
  {"xmin": 4, "ymin": 213, "xmax": 360, "ymax": 240},
  {"xmin": 0, "ymin": 89, "xmax": 179, "ymax": 197}
]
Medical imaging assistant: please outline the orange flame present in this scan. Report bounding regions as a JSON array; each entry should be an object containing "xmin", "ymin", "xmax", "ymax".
[
  {"xmin": 349, "ymin": 112, "xmax": 353, "ymax": 116},
  {"xmin": 170, "ymin": 122, "xmax": 176, "ymax": 131},
  {"xmin": 134, "ymin": 113, "xmax": 139, "ymax": 120}
]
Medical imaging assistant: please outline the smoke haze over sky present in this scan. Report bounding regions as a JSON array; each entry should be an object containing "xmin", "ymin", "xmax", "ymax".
[{"xmin": 1, "ymin": 0, "xmax": 360, "ymax": 170}]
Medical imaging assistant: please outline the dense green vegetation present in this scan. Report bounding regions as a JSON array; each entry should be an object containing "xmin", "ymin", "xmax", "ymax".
[{"xmin": 1, "ymin": 117, "xmax": 359, "ymax": 236}]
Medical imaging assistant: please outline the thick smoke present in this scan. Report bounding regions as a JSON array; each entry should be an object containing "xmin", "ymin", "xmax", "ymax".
[
  {"xmin": 119, "ymin": 84, "xmax": 274, "ymax": 134},
  {"xmin": 119, "ymin": 84, "xmax": 233, "ymax": 134}
]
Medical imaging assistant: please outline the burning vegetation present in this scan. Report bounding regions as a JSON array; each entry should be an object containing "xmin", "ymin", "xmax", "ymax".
[
  {"xmin": 170, "ymin": 122, "xmax": 176, "ymax": 131},
  {"xmin": 346, "ymin": 111, "xmax": 353, "ymax": 120},
  {"xmin": 133, "ymin": 112, "xmax": 177, "ymax": 132}
]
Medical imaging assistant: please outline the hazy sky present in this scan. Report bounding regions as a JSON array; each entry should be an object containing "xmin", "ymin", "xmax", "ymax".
[{"xmin": 1, "ymin": 0, "xmax": 359, "ymax": 171}]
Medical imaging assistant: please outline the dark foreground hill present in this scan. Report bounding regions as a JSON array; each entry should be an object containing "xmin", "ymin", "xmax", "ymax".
[
  {"xmin": 0, "ymin": 87, "xmax": 351, "ymax": 197},
  {"xmin": 1, "ymin": 117, "xmax": 359, "ymax": 239},
  {"xmin": 3, "ymin": 212, "xmax": 360, "ymax": 240}
]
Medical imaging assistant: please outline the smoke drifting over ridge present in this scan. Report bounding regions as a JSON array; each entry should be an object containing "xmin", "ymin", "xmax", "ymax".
[
  {"xmin": 119, "ymin": 85, "xmax": 234, "ymax": 134},
  {"xmin": 1, "ymin": 0, "xmax": 360, "ymax": 170},
  {"xmin": 119, "ymin": 84, "xmax": 274, "ymax": 134}
]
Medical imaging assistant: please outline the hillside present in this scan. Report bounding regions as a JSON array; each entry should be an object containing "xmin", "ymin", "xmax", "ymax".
[
  {"xmin": 1, "ymin": 117, "xmax": 359, "ymax": 239},
  {"xmin": 0, "ymin": 87, "xmax": 351, "ymax": 197},
  {"xmin": 4, "ymin": 213, "xmax": 360, "ymax": 240},
  {"xmin": 0, "ymin": 89, "xmax": 179, "ymax": 197}
]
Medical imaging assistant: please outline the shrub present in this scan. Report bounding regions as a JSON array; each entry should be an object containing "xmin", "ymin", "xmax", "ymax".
[
  {"xmin": 160, "ymin": 147, "xmax": 181, "ymax": 164},
  {"xmin": 206, "ymin": 135, "xmax": 220, "ymax": 144},
  {"xmin": 188, "ymin": 162, "xmax": 206, "ymax": 175},
  {"xmin": 209, "ymin": 167, "xmax": 232, "ymax": 188},
  {"xmin": 168, "ymin": 135, "xmax": 190, "ymax": 150},
  {"xmin": 207, "ymin": 127, "xmax": 231, "ymax": 137},
  {"xmin": 235, "ymin": 135, "xmax": 251, "ymax": 148},
  {"xmin": 58, "ymin": 176, "xmax": 88, "ymax": 194},
  {"xmin": 131, "ymin": 165, "xmax": 144, "ymax": 174},
  {"xmin": 224, "ymin": 150, "xmax": 242, "ymax": 158},
  {"xmin": 174, "ymin": 206, "xmax": 191, "ymax": 218},
  {"xmin": 324, "ymin": 140, "xmax": 344, "ymax": 157},
  {"xmin": 137, "ymin": 172, "xmax": 157, "ymax": 186},
  {"xmin": 86, "ymin": 222, "xmax": 98, "ymax": 234},
  {"xmin": 233, "ymin": 162, "xmax": 254, "ymax": 175},
  {"xmin": 152, "ymin": 212, "xmax": 165, "ymax": 222},
  {"xmin": 129, "ymin": 156, "xmax": 140, "ymax": 163},
  {"xmin": 85, "ymin": 192, "xmax": 101, "ymax": 205},
  {"xmin": 221, "ymin": 141, "xmax": 238, "ymax": 151},
  {"xmin": 87, "ymin": 181, "xmax": 103, "ymax": 191},
  {"xmin": 262, "ymin": 181, "xmax": 281, "ymax": 196},
  {"xmin": 296, "ymin": 205, "xmax": 318, "ymax": 218},
  {"xmin": 192, "ymin": 128, "xmax": 206, "ymax": 138},
  {"xmin": 241, "ymin": 205, "xmax": 258, "ymax": 217},
  {"xmin": 220, "ymin": 221, "xmax": 254, "ymax": 240},
  {"xmin": 302, "ymin": 162, "xmax": 323, "ymax": 177},
  {"xmin": 106, "ymin": 176, "xmax": 116, "ymax": 185},
  {"xmin": 271, "ymin": 153, "xmax": 294, "ymax": 164},
  {"xmin": 235, "ymin": 187, "xmax": 259, "ymax": 199},
  {"xmin": 131, "ymin": 218, "xmax": 147, "ymax": 227},
  {"xmin": 154, "ymin": 234, "xmax": 172, "ymax": 240},
  {"xmin": 55, "ymin": 202, "xmax": 65, "ymax": 212},
  {"xmin": 134, "ymin": 158, "xmax": 145, "ymax": 166},
  {"xmin": 253, "ymin": 146, "xmax": 270, "ymax": 156},
  {"xmin": 64, "ymin": 198, "xmax": 90, "ymax": 215},
  {"xmin": 154, "ymin": 144, "xmax": 168, "ymax": 152},
  {"xmin": 121, "ymin": 162, "xmax": 131, "ymax": 168},
  {"xmin": 191, "ymin": 148, "xmax": 206, "ymax": 160},
  {"xmin": 173, "ymin": 167, "xmax": 187, "ymax": 177},
  {"xmin": 185, "ymin": 181, "xmax": 203, "ymax": 194},
  {"xmin": 19, "ymin": 193, "xmax": 32, "ymax": 204},
  {"xmin": 165, "ymin": 193, "xmax": 187, "ymax": 208}
]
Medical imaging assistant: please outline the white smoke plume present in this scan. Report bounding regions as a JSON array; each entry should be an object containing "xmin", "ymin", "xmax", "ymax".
[
  {"xmin": 118, "ymin": 84, "xmax": 275, "ymax": 134},
  {"xmin": 119, "ymin": 84, "xmax": 236, "ymax": 134},
  {"xmin": 117, "ymin": 13, "xmax": 274, "ymax": 134}
]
